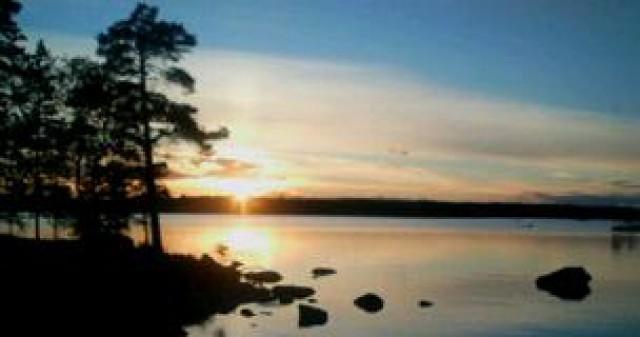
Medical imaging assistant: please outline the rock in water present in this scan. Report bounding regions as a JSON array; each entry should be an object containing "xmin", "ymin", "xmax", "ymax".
[
  {"xmin": 535, "ymin": 266, "xmax": 592, "ymax": 301},
  {"xmin": 240, "ymin": 308, "xmax": 255, "ymax": 317},
  {"xmin": 354, "ymin": 293, "xmax": 384, "ymax": 313},
  {"xmin": 272, "ymin": 285, "xmax": 316, "ymax": 302},
  {"xmin": 418, "ymin": 300, "xmax": 433, "ymax": 308},
  {"xmin": 298, "ymin": 304, "xmax": 328, "ymax": 327},
  {"xmin": 244, "ymin": 271, "xmax": 283, "ymax": 285},
  {"xmin": 311, "ymin": 267, "xmax": 337, "ymax": 278}
]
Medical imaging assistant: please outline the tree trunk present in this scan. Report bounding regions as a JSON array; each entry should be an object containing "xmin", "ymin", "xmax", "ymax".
[
  {"xmin": 143, "ymin": 116, "xmax": 161, "ymax": 250},
  {"xmin": 74, "ymin": 155, "xmax": 82, "ymax": 197},
  {"xmin": 34, "ymin": 174, "xmax": 41, "ymax": 241},
  {"xmin": 142, "ymin": 215, "xmax": 150, "ymax": 246},
  {"xmin": 139, "ymin": 50, "xmax": 162, "ymax": 251},
  {"xmin": 52, "ymin": 220, "xmax": 58, "ymax": 240},
  {"xmin": 34, "ymin": 208, "xmax": 40, "ymax": 240}
]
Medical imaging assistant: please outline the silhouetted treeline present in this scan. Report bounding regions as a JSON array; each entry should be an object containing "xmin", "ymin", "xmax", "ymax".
[
  {"xmin": 3, "ymin": 195, "xmax": 636, "ymax": 220},
  {"xmin": 0, "ymin": 2, "xmax": 226, "ymax": 246},
  {"xmin": 242, "ymin": 197, "xmax": 640, "ymax": 220},
  {"xmin": 0, "ymin": 194, "xmax": 634, "ymax": 221}
]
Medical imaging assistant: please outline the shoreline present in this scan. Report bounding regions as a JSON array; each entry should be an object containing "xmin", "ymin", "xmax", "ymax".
[
  {"xmin": 1, "ymin": 196, "xmax": 638, "ymax": 221},
  {"xmin": 0, "ymin": 235, "xmax": 313, "ymax": 337}
]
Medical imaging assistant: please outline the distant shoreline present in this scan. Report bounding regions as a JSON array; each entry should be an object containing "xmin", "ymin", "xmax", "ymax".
[
  {"xmin": 157, "ymin": 197, "xmax": 640, "ymax": 221},
  {"xmin": 0, "ymin": 196, "xmax": 638, "ymax": 221},
  {"xmin": 155, "ymin": 197, "xmax": 640, "ymax": 221}
]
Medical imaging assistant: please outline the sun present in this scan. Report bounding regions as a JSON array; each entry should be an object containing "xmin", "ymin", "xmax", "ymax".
[
  {"xmin": 214, "ymin": 177, "xmax": 289, "ymax": 202},
  {"xmin": 221, "ymin": 179, "xmax": 258, "ymax": 202}
]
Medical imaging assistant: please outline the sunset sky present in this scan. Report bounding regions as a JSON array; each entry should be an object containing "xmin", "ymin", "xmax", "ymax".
[{"xmin": 20, "ymin": 0, "xmax": 640, "ymax": 205}]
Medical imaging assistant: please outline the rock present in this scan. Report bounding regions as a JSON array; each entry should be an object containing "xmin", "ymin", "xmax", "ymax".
[
  {"xmin": 279, "ymin": 295, "xmax": 294, "ymax": 305},
  {"xmin": 298, "ymin": 304, "xmax": 328, "ymax": 327},
  {"xmin": 354, "ymin": 293, "xmax": 384, "ymax": 313},
  {"xmin": 418, "ymin": 300, "xmax": 433, "ymax": 308},
  {"xmin": 272, "ymin": 285, "xmax": 316, "ymax": 303},
  {"xmin": 245, "ymin": 271, "xmax": 283, "ymax": 285},
  {"xmin": 260, "ymin": 311, "xmax": 273, "ymax": 316},
  {"xmin": 535, "ymin": 266, "xmax": 592, "ymax": 301},
  {"xmin": 311, "ymin": 267, "xmax": 337, "ymax": 278},
  {"xmin": 308, "ymin": 298, "xmax": 318, "ymax": 304},
  {"xmin": 240, "ymin": 308, "xmax": 255, "ymax": 317}
]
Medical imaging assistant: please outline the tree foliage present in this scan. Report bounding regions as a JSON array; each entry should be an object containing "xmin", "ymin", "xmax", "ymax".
[{"xmin": 0, "ymin": 2, "xmax": 228, "ymax": 244}]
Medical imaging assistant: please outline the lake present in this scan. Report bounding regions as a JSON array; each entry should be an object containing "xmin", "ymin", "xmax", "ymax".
[{"xmin": 140, "ymin": 214, "xmax": 640, "ymax": 337}]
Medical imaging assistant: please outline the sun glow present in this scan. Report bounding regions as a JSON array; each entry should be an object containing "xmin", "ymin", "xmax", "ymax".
[
  {"xmin": 216, "ymin": 178, "xmax": 278, "ymax": 201},
  {"xmin": 218, "ymin": 226, "xmax": 277, "ymax": 267},
  {"xmin": 162, "ymin": 142, "xmax": 293, "ymax": 199}
]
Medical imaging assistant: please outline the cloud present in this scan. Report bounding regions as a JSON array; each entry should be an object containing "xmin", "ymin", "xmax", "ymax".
[
  {"xmin": 183, "ymin": 49, "xmax": 640, "ymax": 170},
  {"xmin": 162, "ymin": 157, "xmax": 259, "ymax": 179},
  {"xmin": 533, "ymin": 193, "xmax": 640, "ymax": 208},
  {"xmin": 609, "ymin": 179, "xmax": 640, "ymax": 190},
  {"xmin": 212, "ymin": 158, "xmax": 258, "ymax": 177},
  {"xmin": 36, "ymin": 32, "xmax": 640, "ymax": 200}
]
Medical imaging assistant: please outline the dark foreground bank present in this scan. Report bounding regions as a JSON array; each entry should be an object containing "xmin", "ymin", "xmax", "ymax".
[{"xmin": 0, "ymin": 235, "xmax": 281, "ymax": 337}]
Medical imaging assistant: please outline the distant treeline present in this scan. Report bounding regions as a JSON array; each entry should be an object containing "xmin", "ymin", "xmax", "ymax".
[
  {"xmin": 5, "ymin": 196, "xmax": 635, "ymax": 220},
  {"xmin": 175, "ymin": 197, "xmax": 640, "ymax": 220}
]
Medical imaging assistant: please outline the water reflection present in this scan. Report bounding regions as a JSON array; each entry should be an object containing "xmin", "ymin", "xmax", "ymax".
[
  {"xmin": 175, "ymin": 215, "xmax": 640, "ymax": 337},
  {"xmin": 611, "ymin": 233, "xmax": 638, "ymax": 253},
  {"xmin": 218, "ymin": 225, "xmax": 277, "ymax": 267}
]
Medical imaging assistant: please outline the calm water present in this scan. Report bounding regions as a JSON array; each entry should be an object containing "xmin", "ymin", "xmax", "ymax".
[{"xmin": 143, "ymin": 215, "xmax": 640, "ymax": 337}]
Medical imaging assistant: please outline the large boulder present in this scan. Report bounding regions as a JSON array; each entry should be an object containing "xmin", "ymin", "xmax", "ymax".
[
  {"xmin": 298, "ymin": 304, "xmax": 328, "ymax": 327},
  {"xmin": 354, "ymin": 293, "xmax": 384, "ymax": 313},
  {"xmin": 535, "ymin": 266, "xmax": 592, "ymax": 301},
  {"xmin": 311, "ymin": 267, "xmax": 337, "ymax": 278}
]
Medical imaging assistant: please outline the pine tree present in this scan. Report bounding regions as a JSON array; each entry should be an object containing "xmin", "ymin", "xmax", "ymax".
[{"xmin": 97, "ymin": 3, "xmax": 227, "ymax": 250}]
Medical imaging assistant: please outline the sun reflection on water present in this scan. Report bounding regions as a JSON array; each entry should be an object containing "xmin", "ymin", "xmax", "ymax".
[{"xmin": 216, "ymin": 224, "xmax": 277, "ymax": 268}]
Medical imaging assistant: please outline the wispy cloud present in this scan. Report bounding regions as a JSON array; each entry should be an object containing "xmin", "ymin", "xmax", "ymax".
[
  {"xmin": 177, "ymin": 49, "xmax": 640, "ymax": 200},
  {"xmin": 36, "ymin": 32, "xmax": 640, "ymax": 201},
  {"xmin": 184, "ymin": 49, "xmax": 640, "ymax": 168}
]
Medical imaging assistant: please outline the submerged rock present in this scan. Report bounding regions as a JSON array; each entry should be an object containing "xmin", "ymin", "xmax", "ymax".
[
  {"xmin": 418, "ymin": 300, "xmax": 433, "ymax": 308},
  {"xmin": 272, "ymin": 285, "xmax": 316, "ymax": 304},
  {"xmin": 311, "ymin": 267, "xmax": 337, "ymax": 278},
  {"xmin": 354, "ymin": 293, "xmax": 384, "ymax": 313},
  {"xmin": 239, "ymin": 308, "xmax": 255, "ymax": 317},
  {"xmin": 245, "ymin": 271, "xmax": 283, "ymax": 285},
  {"xmin": 535, "ymin": 266, "xmax": 592, "ymax": 301},
  {"xmin": 279, "ymin": 295, "xmax": 294, "ymax": 305},
  {"xmin": 298, "ymin": 304, "xmax": 328, "ymax": 328}
]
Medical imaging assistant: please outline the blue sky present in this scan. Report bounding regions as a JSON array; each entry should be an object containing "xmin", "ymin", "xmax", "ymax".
[
  {"xmin": 18, "ymin": 1, "xmax": 640, "ymax": 204},
  {"xmin": 21, "ymin": 0, "xmax": 640, "ymax": 117}
]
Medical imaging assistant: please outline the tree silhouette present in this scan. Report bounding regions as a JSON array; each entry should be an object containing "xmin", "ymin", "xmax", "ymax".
[
  {"xmin": 62, "ymin": 57, "xmax": 144, "ymax": 238},
  {"xmin": 0, "ymin": 0, "xmax": 24, "ymax": 121},
  {"xmin": 10, "ymin": 40, "xmax": 67, "ymax": 239},
  {"xmin": 97, "ymin": 3, "xmax": 228, "ymax": 250},
  {"xmin": 0, "ymin": 0, "xmax": 26, "ymax": 233}
]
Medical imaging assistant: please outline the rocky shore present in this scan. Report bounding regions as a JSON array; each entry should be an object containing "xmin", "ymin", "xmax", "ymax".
[{"xmin": 0, "ymin": 235, "xmax": 309, "ymax": 337}]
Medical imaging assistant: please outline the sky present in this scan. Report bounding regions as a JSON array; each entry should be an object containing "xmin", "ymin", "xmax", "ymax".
[{"xmin": 18, "ymin": 0, "xmax": 640, "ymax": 205}]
